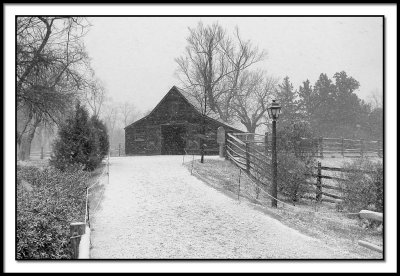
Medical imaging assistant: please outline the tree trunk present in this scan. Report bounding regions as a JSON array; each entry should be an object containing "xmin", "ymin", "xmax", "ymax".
[
  {"xmin": 19, "ymin": 118, "xmax": 40, "ymax": 161},
  {"xmin": 246, "ymin": 125, "xmax": 256, "ymax": 133}
]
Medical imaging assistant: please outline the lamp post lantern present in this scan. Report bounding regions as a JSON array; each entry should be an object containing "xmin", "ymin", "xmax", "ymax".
[{"xmin": 267, "ymin": 99, "xmax": 281, "ymax": 208}]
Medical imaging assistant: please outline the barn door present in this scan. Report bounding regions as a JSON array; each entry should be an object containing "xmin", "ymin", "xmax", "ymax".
[{"xmin": 161, "ymin": 124, "xmax": 186, "ymax": 155}]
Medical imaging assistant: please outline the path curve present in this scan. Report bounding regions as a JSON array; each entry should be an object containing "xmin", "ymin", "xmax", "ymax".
[{"xmin": 91, "ymin": 156, "xmax": 347, "ymax": 259}]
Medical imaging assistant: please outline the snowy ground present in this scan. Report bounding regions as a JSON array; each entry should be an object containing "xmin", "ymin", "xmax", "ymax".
[{"xmin": 90, "ymin": 155, "xmax": 353, "ymax": 259}]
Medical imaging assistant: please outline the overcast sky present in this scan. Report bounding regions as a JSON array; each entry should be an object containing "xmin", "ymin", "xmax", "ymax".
[{"xmin": 83, "ymin": 17, "xmax": 383, "ymax": 113}]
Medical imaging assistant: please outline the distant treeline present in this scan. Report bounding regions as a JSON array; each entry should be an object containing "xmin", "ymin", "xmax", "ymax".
[{"xmin": 274, "ymin": 72, "xmax": 382, "ymax": 141}]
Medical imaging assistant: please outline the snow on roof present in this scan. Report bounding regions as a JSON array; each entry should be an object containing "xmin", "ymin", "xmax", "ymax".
[
  {"xmin": 175, "ymin": 86, "xmax": 247, "ymax": 132},
  {"xmin": 125, "ymin": 86, "xmax": 246, "ymax": 132}
]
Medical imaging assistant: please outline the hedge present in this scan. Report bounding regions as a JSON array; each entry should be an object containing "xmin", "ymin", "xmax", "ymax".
[{"xmin": 17, "ymin": 165, "xmax": 89, "ymax": 259}]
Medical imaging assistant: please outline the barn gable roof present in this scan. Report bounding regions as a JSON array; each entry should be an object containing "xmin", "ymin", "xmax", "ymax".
[{"xmin": 125, "ymin": 86, "xmax": 245, "ymax": 132}]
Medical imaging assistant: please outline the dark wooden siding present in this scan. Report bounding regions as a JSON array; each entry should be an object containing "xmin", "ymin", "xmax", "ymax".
[{"xmin": 125, "ymin": 88, "xmax": 239, "ymax": 155}]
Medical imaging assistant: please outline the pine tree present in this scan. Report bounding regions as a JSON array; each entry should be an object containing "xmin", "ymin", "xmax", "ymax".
[
  {"xmin": 310, "ymin": 72, "xmax": 363, "ymax": 137},
  {"xmin": 90, "ymin": 115, "xmax": 110, "ymax": 159},
  {"xmin": 276, "ymin": 76, "xmax": 299, "ymax": 126},
  {"xmin": 50, "ymin": 103, "xmax": 109, "ymax": 171},
  {"xmin": 298, "ymin": 79, "xmax": 314, "ymax": 121},
  {"xmin": 311, "ymin": 73, "xmax": 337, "ymax": 135},
  {"xmin": 332, "ymin": 71, "xmax": 361, "ymax": 135}
]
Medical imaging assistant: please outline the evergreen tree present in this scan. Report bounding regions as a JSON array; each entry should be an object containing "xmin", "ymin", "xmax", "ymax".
[
  {"xmin": 332, "ymin": 71, "xmax": 362, "ymax": 135},
  {"xmin": 298, "ymin": 79, "xmax": 314, "ymax": 121},
  {"xmin": 311, "ymin": 73, "xmax": 337, "ymax": 135},
  {"xmin": 50, "ymin": 103, "xmax": 109, "ymax": 171},
  {"xmin": 296, "ymin": 71, "xmax": 380, "ymax": 140},
  {"xmin": 276, "ymin": 76, "xmax": 299, "ymax": 126},
  {"xmin": 90, "ymin": 115, "xmax": 110, "ymax": 158},
  {"xmin": 367, "ymin": 106, "xmax": 383, "ymax": 140},
  {"xmin": 308, "ymin": 71, "xmax": 365, "ymax": 137},
  {"xmin": 333, "ymin": 71, "xmax": 360, "ymax": 95}
]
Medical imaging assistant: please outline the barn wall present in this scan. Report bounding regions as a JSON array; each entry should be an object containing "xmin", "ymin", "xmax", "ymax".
[
  {"xmin": 125, "ymin": 88, "xmax": 239, "ymax": 155},
  {"xmin": 125, "ymin": 121, "xmax": 162, "ymax": 155}
]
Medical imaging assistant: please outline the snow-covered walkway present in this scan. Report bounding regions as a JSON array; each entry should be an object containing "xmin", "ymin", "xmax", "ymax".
[{"xmin": 90, "ymin": 156, "xmax": 345, "ymax": 259}]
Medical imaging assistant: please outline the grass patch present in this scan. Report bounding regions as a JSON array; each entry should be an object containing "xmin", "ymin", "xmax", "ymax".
[{"xmin": 185, "ymin": 157, "xmax": 383, "ymax": 259}]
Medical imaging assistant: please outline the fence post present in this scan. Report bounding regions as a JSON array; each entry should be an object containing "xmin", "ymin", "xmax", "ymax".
[
  {"xmin": 360, "ymin": 139, "xmax": 364, "ymax": 158},
  {"xmin": 316, "ymin": 161, "xmax": 322, "ymax": 202},
  {"xmin": 224, "ymin": 132, "xmax": 228, "ymax": 160},
  {"xmin": 238, "ymin": 169, "xmax": 241, "ymax": 201},
  {"xmin": 84, "ymin": 187, "xmax": 90, "ymax": 227},
  {"xmin": 245, "ymin": 142, "xmax": 250, "ymax": 173},
  {"xmin": 40, "ymin": 146, "xmax": 44, "ymax": 159},
  {"xmin": 107, "ymin": 153, "xmax": 110, "ymax": 184},
  {"xmin": 264, "ymin": 132, "xmax": 269, "ymax": 156},
  {"xmin": 378, "ymin": 140, "xmax": 382, "ymax": 157},
  {"xmin": 341, "ymin": 137, "xmax": 344, "ymax": 157},
  {"xmin": 70, "ymin": 222, "xmax": 86, "ymax": 259},
  {"xmin": 86, "ymin": 187, "xmax": 90, "ymax": 228},
  {"xmin": 191, "ymin": 154, "xmax": 195, "ymax": 174},
  {"xmin": 319, "ymin": 137, "xmax": 323, "ymax": 158},
  {"xmin": 118, "ymin": 143, "xmax": 121, "ymax": 156}
]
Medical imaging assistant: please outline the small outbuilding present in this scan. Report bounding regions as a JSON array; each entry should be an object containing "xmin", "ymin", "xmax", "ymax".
[{"xmin": 124, "ymin": 86, "xmax": 243, "ymax": 155}]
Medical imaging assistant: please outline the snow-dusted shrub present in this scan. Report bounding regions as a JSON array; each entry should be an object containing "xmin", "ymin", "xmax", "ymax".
[
  {"xmin": 277, "ymin": 152, "xmax": 315, "ymax": 203},
  {"xmin": 338, "ymin": 159, "xmax": 383, "ymax": 213},
  {"xmin": 17, "ymin": 165, "xmax": 89, "ymax": 259},
  {"xmin": 50, "ymin": 103, "xmax": 109, "ymax": 171},
  {"xmin": 277, "ymin": 120, "xmax": 316, "ymax": 158}
]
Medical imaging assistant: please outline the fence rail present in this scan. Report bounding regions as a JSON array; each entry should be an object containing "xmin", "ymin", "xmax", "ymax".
[
  {"xmin": 226, "ymin": 132, "xmax": 380, "ymax": 203},
  {"xmin": 222, "ymin": 132, "xmax": 382, "ymax": 255},
  {"xmin": 226, "ymin": 133, "xmax": 271, "ymax": 190},
  {"xmin": 232, "ymin": 132, "xmax": 382, "ymax": 158},
  {"xmin": 28, "ymin": 149, "xmax": 52, "ymax": 160},
  {"xmin": 298, "ymin": 136, "xmax": 382, "ymax": 158},
  {"xmin": 109, "ymin": 144, "xmax": 125, "ymax": 156},
  {"xmin": 309, "ymin": 161, "xmax": 377, "ymax": 202},
  {"xmin": 70, "ymin": 153, "xmax": 110, "ymax": 259}
]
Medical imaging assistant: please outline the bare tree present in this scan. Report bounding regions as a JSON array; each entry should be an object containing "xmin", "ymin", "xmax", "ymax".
[
  {"xmin": 369, "ymin": 89, "xmax": 383, "ymax": 109},
  {"xmin": 232, "ymin": 71, "xmax": 278, "ymax": 133},
  {"xmin": 101, "ymin": 100, "xmax": 119, "ymax": 148},
  {"xmin": 85, "ymin": 76, "xmax": 106, "ymax": 118},
  {"xmin": 217, "ymin": 27, "xmax": 266, "ymax": 122},
  {"xmin": 175, "ymin": 22, "xmax": 268, "ymax": 163},
  {"xmin": 17, "ymin": 16, "xmax": 92, "ymax": 160},
  {"xmin": 119, "ymin": 102, "xmax": 139, "ymax": 127},
  {"xmin": 175, "ymin": 22, "xmax": 227, "ymax": 116},
  {"xmin": 175, "ymin": 22, "xmax": 265, "ymax": 123},
  {"xmin": 142, "ymin": 108, "xmax": 153, "ymax": 117}
]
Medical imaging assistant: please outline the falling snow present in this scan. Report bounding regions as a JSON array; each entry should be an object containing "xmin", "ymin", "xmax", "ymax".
[{"xmin": 89, "ymin": 156, "xmax": 354, "ymax": 259}]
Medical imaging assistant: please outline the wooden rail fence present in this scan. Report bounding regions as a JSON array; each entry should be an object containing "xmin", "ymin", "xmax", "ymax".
[
  {"xmin": 224, "ymin": 132, "xmax": 383, "ymax": 255},
  {"xmin": 226, "ymin": 133, "xmax": 271, "ymax": 195},
  {"xmin": 28, "ymin": 149, "xmax": 52, "ymax": 160},
  {"xmin": 302, "ymin": 161, "xmax": 376, "ymax": 203},
  {"xmin": 70, "ymin": 153, "xmax": 110, "ymax": 259},
  {"xmin": 226, "ymin": 132, "xmax": 378, "ymax": 204},
  {"xmin": 110, "ymin": 144, "xmax": 125, "ymax": 157},
  {"xmin": 232, "ymin": 132, "xmax": 383, "ymax": 158},
  {"xmin": 70, "ymin": 185, "xmax": 92, "ymax": 259},
  {"xmin": 298, "ymin": 136, "xmax": 382, "ymax": 158}
]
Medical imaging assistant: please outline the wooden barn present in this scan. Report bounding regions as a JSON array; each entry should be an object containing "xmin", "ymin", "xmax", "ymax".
[{"xmin": 124, "ymin": 86, "xmax": 243, "ymax": 155}]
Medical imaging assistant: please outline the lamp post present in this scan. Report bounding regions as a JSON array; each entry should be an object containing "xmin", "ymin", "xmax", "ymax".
[
  {"xmin": 267, "ymin": 99, "xmax": 282, "ymax": 208},
  {"xmin": 200, "ymin": 88, "xmax": 207, "ymax": 163}
]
